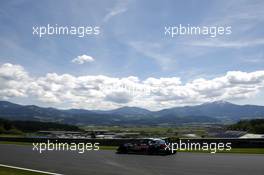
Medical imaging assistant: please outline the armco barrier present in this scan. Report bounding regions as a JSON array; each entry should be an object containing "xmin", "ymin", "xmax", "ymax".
[{"xmin": 0, "ymin": 137, "xmax": 264, "ymax": 148}]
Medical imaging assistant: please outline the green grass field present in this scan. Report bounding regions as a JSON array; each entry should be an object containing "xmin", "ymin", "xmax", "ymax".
[
  {"xmin": 0, "ymin": 166, "xmax": 46, "ymax": 175},
  {"xmin": 0, "ymin": 141, "xmax": 32, "ymax": 145},
  {"xmin": 0, "ymin": 134, "xmax": 25, "ymax": 138}
]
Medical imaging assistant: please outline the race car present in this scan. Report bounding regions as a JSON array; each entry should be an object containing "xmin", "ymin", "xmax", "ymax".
[{"xmin": 116, "ymin": 138, "xmax": 175, "ymax": 155}]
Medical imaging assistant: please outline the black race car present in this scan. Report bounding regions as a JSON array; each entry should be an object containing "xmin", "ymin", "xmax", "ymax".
[{"xmin": 116, "ymin": 138, "xmax": 175, "ymax": 155}]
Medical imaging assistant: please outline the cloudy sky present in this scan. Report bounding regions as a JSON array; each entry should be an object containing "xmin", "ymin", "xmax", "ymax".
[{"xmin": 0, "ymin": 0, "xmax": 264, "ymax": 110}]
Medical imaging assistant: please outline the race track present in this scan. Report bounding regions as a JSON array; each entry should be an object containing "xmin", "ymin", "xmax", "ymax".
[{"xmin": 0, "ymin": 144, "xmax": 263, "ymax": 175}]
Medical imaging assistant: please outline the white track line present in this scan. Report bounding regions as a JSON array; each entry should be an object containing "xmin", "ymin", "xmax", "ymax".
[{"xmin": 0, "ymin": 164, "xmax": 63, "ymax": 175}]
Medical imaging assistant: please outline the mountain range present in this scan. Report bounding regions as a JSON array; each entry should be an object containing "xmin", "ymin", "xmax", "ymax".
[{"xmin": 1, "ymin": 101, "xmax": 264, "ymax": 125}]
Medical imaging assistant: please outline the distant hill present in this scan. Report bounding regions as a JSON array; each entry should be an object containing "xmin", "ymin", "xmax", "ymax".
[
  {"xmin": 0, "ymin": 100, "xmax": 264, "ymax": 125},
  {"xmin": 156, "ymin": 101, "xmax": 264, "ymax": 121},
  {"xmin": 92, "ymin": 106, "xmax": 151, "ymax": 118}
]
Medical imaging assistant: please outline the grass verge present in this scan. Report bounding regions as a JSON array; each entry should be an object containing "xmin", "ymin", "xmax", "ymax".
[
  {"xmin": 0, "ymin": 141, "xmax": 32, "ymax": 146},
  {"xmin": 0, "ymin": 166, "xmax": 46, "ymax": 175}
]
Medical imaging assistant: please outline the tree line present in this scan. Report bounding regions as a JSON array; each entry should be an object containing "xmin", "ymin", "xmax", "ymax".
[
  {"xmin": 228, "ymin": 119, "xmax": 264, "ymax": 134},
  {"xmin": 0, "ymin": 118, "xmax": 82, "ymax": 134}
]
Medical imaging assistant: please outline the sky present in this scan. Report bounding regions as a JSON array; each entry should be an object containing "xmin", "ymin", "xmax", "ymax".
[{"xmin": 0, "ymin": 0, "xmax": 264, "ymax": 110}]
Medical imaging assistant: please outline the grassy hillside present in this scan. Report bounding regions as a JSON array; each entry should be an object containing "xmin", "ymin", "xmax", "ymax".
[{"xmin": 228, "ymin": 119, "xmax": 264, "ymax": 134}]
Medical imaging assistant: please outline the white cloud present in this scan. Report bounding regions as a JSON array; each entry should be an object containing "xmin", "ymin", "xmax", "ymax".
[
  {"xmin": 129, "ymin": 41, "xmax": 176, "ymax": 71},
  {"xmin": 186, "ymin": 0, "xmax": 264, "ymax": 49},
  {"xmin": 0, "ymin": 63, "xmax": 28, "ymax": 80},
  {"xmin": 71, "ymin": 55, "xmax": 94, "ymax": 64},
  {"xmin": 1, "ymin": 63, "xmax": 264, "ymax": 110},
  {"xmin": 0, "ymin": 63, "xmax": 30, "ymax": 99},
  {"xmin": 241, "ymin": 53, "xmax": 264, "ymax": 64},
  {"xmin": 189, "ymin": 38, "xmax": 264, "ymax": 48},
  {"xmin": 103, "ymin": 1, "xmax": 128, "ymax": 22},
  {"xmin": 105, "ymin": 91, "xmax": 132, "ymax": 104}
]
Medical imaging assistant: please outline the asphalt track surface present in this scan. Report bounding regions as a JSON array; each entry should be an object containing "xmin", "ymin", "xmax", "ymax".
[{"xmin": 0, "ymin": 144, "xmax": 264, "ymax": 175}]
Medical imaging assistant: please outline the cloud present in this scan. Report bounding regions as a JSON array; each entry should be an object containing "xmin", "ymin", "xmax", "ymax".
[
  {"xmin": 0, "ymin": 63, "xmax": 31, "ymax": 99},
  {"xmin": 1, "ymin": 63, "xmax": 264, "ymax": 110},
  {"xmin": 103, "ymin": 1, "xmax": 128, "ymax": 22},
  {"xmin": 105, "ymin": 91, "xmax": 132, "ymax": 104},
  {"xmin": 71, "ymin": 55, "xmax": 95, "ymax": 64},
  {"xmin": 189, "ymin": 38, "xmax": 264, "ymax": 48},
  {"xmin": 185, "ymin": 0, "xmax": 264, "ymax": 49},
  {"xmin": 0, "ymin": 63, "xmax": 28, "ymax": 80},
  {"xmin": 128, "ymin": 41, "xmax": 176, "ymax": 71},
  {"xmin": 125, "ymin": 0, "xmax": 264, "ymax": 69}
]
